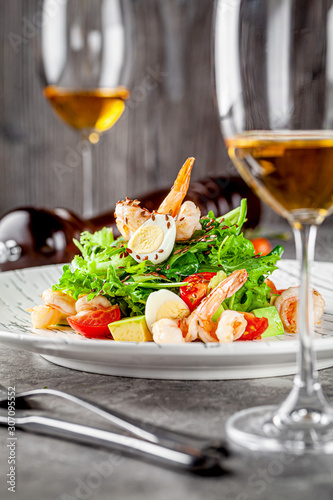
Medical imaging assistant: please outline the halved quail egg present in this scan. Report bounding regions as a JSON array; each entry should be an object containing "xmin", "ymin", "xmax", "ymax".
[
  {"xmin": 145, "ymin": 289, "xmax": 190, "ymax": 332},
  {"xmin": 127, "ymin": 214, "xmax": 176, "ymax": 264}
]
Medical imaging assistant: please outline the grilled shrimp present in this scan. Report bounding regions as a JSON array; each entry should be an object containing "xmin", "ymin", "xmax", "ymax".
[
  {"xmin": 114, "ymin": 158, "xmax": 200, "ymax": 243},
  {"xmin": 75, "ymin": 295, "xmax": 112, "ymax": 314},
  {"xmin": 115, "ymin": 199, "xmax": 151, "ymax": 240},
  {"xmin": 151, "ymin": 318, "xmax": 186, "ymax": 344},
  {"xmin": 28, "ymin": 289, "xmax": 77, "ymax": 329},
  {"xmin": 29, "ymin": 291, "xmax": 113, "ymax": 329},
  {"xmin": 41, "ymin": 289, "xmax": 76, "ymax": 316},
  {"xmin": 185, "ymin": 269, "xmax": 249, "ymax": 342},
  {"xmin": 152, "ymin": 269, "xmax": 248, "ymax": 344},
  {"xmin": 27, "ymin": 305, "xmax": 63, "ymax": 329},
  {"xmin": 274, "ymin": 286, "xmax": 325, "ymax": 333},
  {"xmin": 215, "ymin": 310, "xmax": 247, "ymax": 343},
  {"xmin": 175, "ymin": 201, "xmax": 202, "ymax": 241}
]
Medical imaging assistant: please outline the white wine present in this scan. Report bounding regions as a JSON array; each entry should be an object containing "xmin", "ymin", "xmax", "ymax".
[
  {"xmin": 226, "ymin": 131, "xmax": 333, "ymax": 222},
  {"xmin": 44, "ymin": 86, "xmax": 130, "ymax": 133}
]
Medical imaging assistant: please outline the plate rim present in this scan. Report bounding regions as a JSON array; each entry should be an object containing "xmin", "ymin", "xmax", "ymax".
[{"xmin": 0, "ymin": 259, "xmax": 333, "ymax": 356}]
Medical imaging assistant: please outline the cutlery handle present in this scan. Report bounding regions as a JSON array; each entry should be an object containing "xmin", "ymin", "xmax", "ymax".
[
  {"xmin": 14, "ymin": 389, "xmax": 230, "ymax": 457},
  {"xmin": 18, "ymin": 415, "xmax": 222, "ymax": 473}
]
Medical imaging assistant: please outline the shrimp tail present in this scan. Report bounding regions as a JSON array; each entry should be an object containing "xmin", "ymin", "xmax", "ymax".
[{"xmin": 158, "ymin": 157, "xmax": 195, "ymax": 217}]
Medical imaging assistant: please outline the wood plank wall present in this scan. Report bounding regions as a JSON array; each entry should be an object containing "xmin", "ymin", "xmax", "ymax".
[{"xmin": 0, "ymin": 0, "xmax": 280, "ymax": 226}]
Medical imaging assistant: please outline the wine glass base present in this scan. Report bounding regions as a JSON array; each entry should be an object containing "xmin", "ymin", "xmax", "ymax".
[{"xmin": 226, "ymin": 405, "xmax": 333, "ymax": 454}]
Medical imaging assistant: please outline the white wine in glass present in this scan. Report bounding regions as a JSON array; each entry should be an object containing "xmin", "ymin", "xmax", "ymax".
[
  {"xmin": 43, "ymin": 86, "xmax": 130, "ymax": 137},
  {"xmin": 215, "ymin": 0, "xmax": 333, "ymax": 453},
  {"xmin": 36, "ymin": 0, "xmax": 132, "ymax": 218}
]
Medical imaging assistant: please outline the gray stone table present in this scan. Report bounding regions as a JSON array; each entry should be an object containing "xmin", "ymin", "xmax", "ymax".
[
  {"xmin": 1, "ymin": 227, "xmax": 333, "ymax": 500},
  {"xmin": 1, "ymin": 346, "xmax": 333, "ymax": 500}
]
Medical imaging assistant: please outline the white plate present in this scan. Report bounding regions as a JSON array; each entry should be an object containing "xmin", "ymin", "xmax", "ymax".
[{"xmin": 0, "ymin": 261, "xmax": 332, "ymax": 380}]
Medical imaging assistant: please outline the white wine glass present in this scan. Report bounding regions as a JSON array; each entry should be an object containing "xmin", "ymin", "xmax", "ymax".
[
  {"xmin": 215, "ymin": 0, "xmax": 333, "ymax": 453},
  {"xmin": 36, "ymin": 0, "xmax": 133, "ymax": 218}
]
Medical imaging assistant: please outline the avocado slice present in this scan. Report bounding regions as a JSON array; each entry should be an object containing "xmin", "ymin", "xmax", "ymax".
[
  {"xmin": 108, "ymin": 315, "xmax": 153, "ymax": 342},
  {"xmin": 252, "ymin": 306, "xmax": 284, "ymax": 337}
]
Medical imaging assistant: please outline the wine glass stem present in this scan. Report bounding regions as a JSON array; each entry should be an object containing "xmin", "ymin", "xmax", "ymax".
[
  {"xmin": 293, "ymin": 223, "xmax": 318, "ymax": 394},
  {"xmin": 81, "ymin": 137, "xmax": 94, "ymax": 220},
  {"xmin": 276, "ymin": 222, "xmax": 330, "ymax": 425}
]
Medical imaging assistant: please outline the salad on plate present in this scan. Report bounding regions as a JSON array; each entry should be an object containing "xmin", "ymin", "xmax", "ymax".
[{"xmin": 28, "ymin": 158, "xmax": 325, "ymax": 343}]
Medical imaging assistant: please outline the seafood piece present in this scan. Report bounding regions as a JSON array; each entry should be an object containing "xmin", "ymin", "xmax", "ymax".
[
  {"xmin": 115, "ymin": 198, "xmax": 151, "ymax": 240},
  {"xmin": 114, "ymin": 158, "xmax": 200, "ymax": 243},
  {"xmin": 42, "ymin": 289, "xmax": 76, "ymax": 316},
  {"xmin": 152, "ymin": 269, "xmax": 248, "ymax": 344},
  {"xmin": 117, "ymin": 198, "xmax": 201, "ymax": 244},
  {"xmin": 151, "ymin": 318, "xmax": 186, "ymax": 344},
  {"xmin": 27, "ymin": 305, "xmax": 62, "ymax": 329},
  {"xmin": 157, "ymin": 157, "xmax": 195, "ymax": 217},
  {"xmin": 215, "ymin": 310, "xmax": 247, "ymax": 343},
  {"xmin": 75, "ymin": 295, "xmax": 112, "ymax": 314},
  {"xmin": 175, "ymin": 201, "xmax": 202, "ymax": 241},
  {"xmin": 274, "ymin": 286, "xmax": 325, "ymax": 333},
  {"xmin": 185, "ymin": 268, "xmax": 248, "ymax": 342}
]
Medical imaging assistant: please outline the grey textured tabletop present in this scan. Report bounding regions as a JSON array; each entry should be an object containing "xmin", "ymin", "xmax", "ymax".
[{"xmin": 1, "ymin": 224, "xmax": 333, "ymax": 500}]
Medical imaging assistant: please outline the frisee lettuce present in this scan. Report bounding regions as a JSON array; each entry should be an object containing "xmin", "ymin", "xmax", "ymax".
[{"xmin": 53, "ymin": 199, "xmax": 283, "ymax": 316}]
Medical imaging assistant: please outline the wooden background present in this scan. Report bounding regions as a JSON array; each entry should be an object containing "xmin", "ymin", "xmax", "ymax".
[
  {"xmin": 0, "ymin": 0, "xmax": 232, "ymax": 217},
  {"xmin": 0, "ymin": 0, "xmax": 283, "ymax": 229}
]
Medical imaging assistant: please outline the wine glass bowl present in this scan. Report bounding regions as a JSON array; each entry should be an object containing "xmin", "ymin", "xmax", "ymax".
[
  {"xmin": 215, "ymin": 0, "xmax": 333, "ymax": 224},
  {"xmin": 36, "ymin": 0, "xmax": 133, "ymax": 216},
  {"xmin": 215, "ymin": 0, "xmax": 333, "ymax": 453}
]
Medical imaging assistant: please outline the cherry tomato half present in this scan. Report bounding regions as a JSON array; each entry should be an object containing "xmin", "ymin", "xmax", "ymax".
[
  {"xmin": 251, "ymin": 238, "xmax": 272, "ymax": 256},
  {"xmin": 67, "ymin": 306, "xmax": 121, "ymax": 339},
  {"xmin": 180, "ymin": 272, "xmax": 217, "ymax": 312},
  {"xmin": 236, "ymin": 313, "xmax": 269, "ymax": 341}
]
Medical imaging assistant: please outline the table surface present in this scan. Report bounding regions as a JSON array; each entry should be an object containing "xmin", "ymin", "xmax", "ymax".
[{"xmin": 1, "ymin": 227, "xmax": 333, "ymax": 500}]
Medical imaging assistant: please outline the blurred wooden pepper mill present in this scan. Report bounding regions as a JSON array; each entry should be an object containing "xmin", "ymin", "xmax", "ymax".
[{"xmin": 0, "ymin": 208, "xmax": 90, "ymax": 271}]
